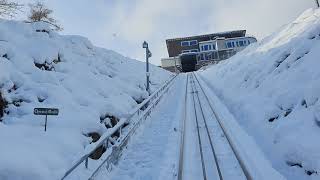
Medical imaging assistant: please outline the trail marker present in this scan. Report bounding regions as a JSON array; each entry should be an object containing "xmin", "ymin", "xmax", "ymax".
[{"xmin": 34, "ymin": 108, "xmax": 59, "ymax": 131}]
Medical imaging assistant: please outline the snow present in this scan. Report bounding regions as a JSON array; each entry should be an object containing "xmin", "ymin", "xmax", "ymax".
[
  {"xmin": 0, "ymin": 20, "xmax": 171, "ymax": 179},
  {"xmin": 94, "ymin": 75, "xmax": 185, "ymax": 180},
  {"xmin": 196, "ymin": 75, "xmax": 285, "ymax": 180},
  {"xmin": 199, "ymin": 8, "xmax": 320, "ymax": 180}
]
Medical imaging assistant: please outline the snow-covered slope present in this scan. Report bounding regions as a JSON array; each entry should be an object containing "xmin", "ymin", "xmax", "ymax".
[
  {"xmin": 200, "ymin": 8, "xmax": 320, "ymax": 180},
  {"xmin": 0, "ymin": 20, "xmax": 171, "ymax": 179}
]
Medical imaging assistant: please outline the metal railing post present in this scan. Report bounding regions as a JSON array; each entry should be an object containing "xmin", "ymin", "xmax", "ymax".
[{"xmin": 85, "ymin": 157, "xmax": 88, "ymax": 169}]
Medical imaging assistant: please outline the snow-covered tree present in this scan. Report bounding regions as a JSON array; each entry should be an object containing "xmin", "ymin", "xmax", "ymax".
[
  {"xmin": 0, "ymin": 0, "xmax": 23, "ymax": 18},
  {"xmin": 28, "ymin": 1, "xmax": 62, "ymax": 31}
]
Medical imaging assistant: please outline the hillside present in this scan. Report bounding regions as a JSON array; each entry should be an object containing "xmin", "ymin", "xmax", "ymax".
[
  {"xmin": 0, "ymin": 20, "xmax": 171, "ymax": 179},
  {"xmin": 199, "ymin": 8, "xmax": 320, "ymax": 180}
]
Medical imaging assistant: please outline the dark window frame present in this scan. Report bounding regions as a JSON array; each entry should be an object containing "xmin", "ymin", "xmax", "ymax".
[
  {"xmin": 227, "ymin": 42, "xmax": 232, "ymax": 48},
  {"xmin": 181, "ymin": 41, "xmax": 190, "ymax": 47},
  {"xmin": 189, "ymin": 40, "xmax": 198, "ymax": 46}
]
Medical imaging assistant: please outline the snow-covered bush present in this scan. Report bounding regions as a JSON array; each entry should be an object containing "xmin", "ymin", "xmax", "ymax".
[{"xmin": 0, "ymin": 19, "xmax": 170, "ymax": 179}]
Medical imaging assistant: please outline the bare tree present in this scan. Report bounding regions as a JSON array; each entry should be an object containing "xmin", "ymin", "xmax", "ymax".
[
  {"xmin": 315, "ymin": 0, "xmax": 320, "ymax": 8},
  {"xmin": 28, "ymin": 1, "xmax": 62, "ymax": 31},
  {"xmin": 0, "ymin": 0, "xmax": 23, "ymax": 18}
]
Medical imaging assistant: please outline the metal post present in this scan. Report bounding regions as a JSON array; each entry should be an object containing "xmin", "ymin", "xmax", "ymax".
[
  {"xmin": 146, "ymin": 48, "xmax": 150, "ymax": 95},
  {"xmin": 45, "ymin": 115, "xmax": 47, "ymax": 132},
  {"xmin": 143, "ymin": 41, "xmax": 151, "ymax": 96},
  {"xmin": 85, "ymin": 157, "xmax": 88, "ymax": 169}
]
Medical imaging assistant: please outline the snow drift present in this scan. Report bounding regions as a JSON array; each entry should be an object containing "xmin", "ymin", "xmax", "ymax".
[
  {"xmin": 0, "ymin": 20, "xmax": 171, "ymax": 179},
  {"xmin": 200, "ymin": 8, "xmax": 320, "ymax": 180}
]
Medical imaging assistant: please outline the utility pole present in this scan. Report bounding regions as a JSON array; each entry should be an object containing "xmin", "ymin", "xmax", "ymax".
[
  {"xmin": 143, "ymin": 41, "xmax": 152, "ymax": 95},
  {"xmin": 315, "ymin": 0, "xmax": 320, "ymax": 8}
]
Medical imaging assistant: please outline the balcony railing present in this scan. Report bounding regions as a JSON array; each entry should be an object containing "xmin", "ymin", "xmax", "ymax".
[{"xmin": 197, "ymin": 49, "xmax": 237, "ymax": 62}]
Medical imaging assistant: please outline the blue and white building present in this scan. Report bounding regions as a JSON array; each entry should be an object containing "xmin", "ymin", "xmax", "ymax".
[{"xmin": 161, "ymin": 30, "xmax": 257, "ymax": 72}]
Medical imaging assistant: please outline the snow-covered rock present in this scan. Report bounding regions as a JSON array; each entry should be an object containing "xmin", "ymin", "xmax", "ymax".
[
  {"xmin": 200, "ymin": 8, "xmax": 320, "ymax": 180},
  {"xmin": 0, "ymin": 20, "xmax": 171, "ymax": 179}
]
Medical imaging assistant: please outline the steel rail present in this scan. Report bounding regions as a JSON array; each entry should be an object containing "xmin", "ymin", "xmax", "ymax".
[
  {"xmin": 61, "ymin": 74, "xmax": 178, "ymax": 180},
  {"xmin": 190, "ymin": 75, "xmax": 207, "ymax": 180},
  {"xmin": 177, "ymin": 74, "xmax": 189, "ymax": 180},
  {"xmin": 193, "ymin": 73, "xmax": 253, "ymax": 180},
  {"xmin": 191, "ymin": 73, "xmax": 224, "ymax": 180}
]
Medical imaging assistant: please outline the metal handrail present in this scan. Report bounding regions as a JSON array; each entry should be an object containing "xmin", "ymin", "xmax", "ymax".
[
  {"xmin": 61, "ymin": 74, "xmax": 177, "ymax": 180},
  {"xmin": 89, "ymin": 74, "xmax": 177, "ymax": 179}
]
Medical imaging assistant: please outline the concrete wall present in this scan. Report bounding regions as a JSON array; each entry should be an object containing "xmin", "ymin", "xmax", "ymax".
[{"xmin": 161, "ymin": 57, "xmax": 181, "ymax": 67}]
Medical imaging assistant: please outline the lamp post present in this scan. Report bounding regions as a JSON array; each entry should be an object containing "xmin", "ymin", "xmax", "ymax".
[{"xmin": 143, "ymin": 41, "xmax": 152, "ymax": 95}]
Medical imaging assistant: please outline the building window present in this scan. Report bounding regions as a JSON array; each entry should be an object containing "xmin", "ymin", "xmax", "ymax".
[
  {"xmin": 239, "ymin": 41, "xmax": 244, "ymax": 46},
  {"xmin": 190, "ymin": 40, "xmax": 198, "ymax": 46},
  {"xmin": 232, "ymin": 42, "xmax": 235, "ymax": 47},
  {"xmin": 236, "ymin": 41, "xmax": 239, "ymax": 47},
  {"xmin": 244, "ymin": 40, "xmax": 247, "ymax": 45},
  {"xmin": 227, "ymin": 42, "xmax": 232, "ymax": 48},
  {"xmin": 200, "ymin": 43, "xmax": 216, "ymax": 52},
  {"xmin": 181, "ymin": 41, "xmax": 189, "ymax": 47},
  {"xmin": 248, "ymin": 40, "xmax": 251, "ymax": 44},
  {"xmin": 181, "ymin": 40, "xmax": 197, "ymax": 47},
  {"xmin": 182, "ymin": 49, "xmax": 198, "ymax": 54}
]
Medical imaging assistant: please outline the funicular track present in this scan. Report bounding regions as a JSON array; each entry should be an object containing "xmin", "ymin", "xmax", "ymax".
[{"xmin": 178, "ymin": 72, "xmax": 252, "ymax": 180}]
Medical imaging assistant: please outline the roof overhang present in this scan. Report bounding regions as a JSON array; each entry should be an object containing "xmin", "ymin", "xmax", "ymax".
[{"xmin": 166, "ymin": 30, "xmax": 246, "ymax": 43}]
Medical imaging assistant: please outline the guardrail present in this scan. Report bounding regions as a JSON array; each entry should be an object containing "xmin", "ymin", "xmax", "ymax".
[{"xmin": 61, "ymin": 74, "xmax": 178, "ymax": 180}]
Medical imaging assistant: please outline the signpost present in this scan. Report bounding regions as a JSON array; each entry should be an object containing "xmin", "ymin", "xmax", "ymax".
[{"xmin": 34, "ymin": 108, "xmax": 59, "ymax": 131}]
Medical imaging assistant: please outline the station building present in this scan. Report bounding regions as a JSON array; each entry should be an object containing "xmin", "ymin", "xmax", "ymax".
[{"xmin": 161, "ymin": 30, "xmax": 257, "ymax": 72}]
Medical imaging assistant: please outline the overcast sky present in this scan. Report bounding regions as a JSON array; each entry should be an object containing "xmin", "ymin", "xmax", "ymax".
[{"xmin": 18, "ymin": 0, "xmax": 314, "ymax": 65}]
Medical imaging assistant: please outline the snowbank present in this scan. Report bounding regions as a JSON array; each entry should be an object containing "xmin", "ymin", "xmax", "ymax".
[
  {"xmin": 200, "ymin": 8, "xmax": 320, "ymax": 180},
  {"xmin": 0, "ymin": 20, "xmax": 171, "ymax": 179}
]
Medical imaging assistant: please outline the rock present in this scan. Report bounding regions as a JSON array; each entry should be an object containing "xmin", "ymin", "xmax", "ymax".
[
  {"xmin": 87, "ymin": 132, "xmax": 107, "ymax": 160},
  {"xmin": 0, "ymin": 93, "xmax": 7, "ymax": 121}
]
